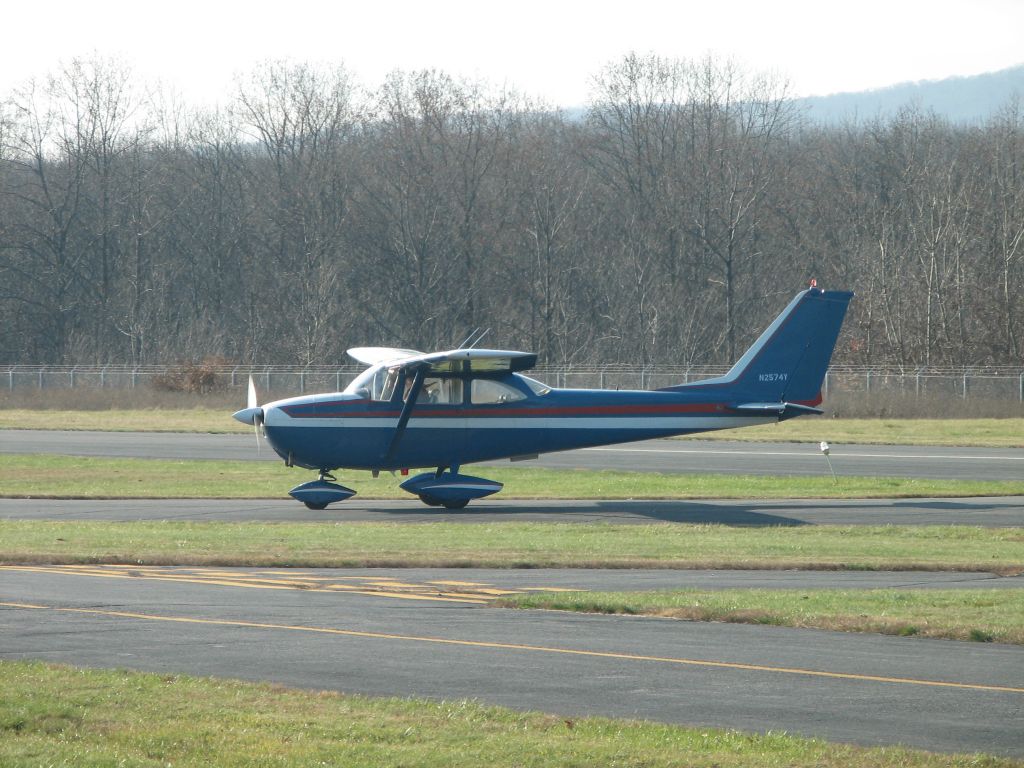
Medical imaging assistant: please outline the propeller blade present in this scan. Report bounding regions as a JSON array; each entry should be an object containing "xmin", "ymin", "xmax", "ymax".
[{"xmin": 232, "ymin": 375, "xmax": 264, "ymax": 454}]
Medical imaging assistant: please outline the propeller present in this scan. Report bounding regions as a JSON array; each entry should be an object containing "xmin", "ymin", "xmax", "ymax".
[{"xmin": 232, "ymin": 376, "xmax": 265, "ymax": 452}]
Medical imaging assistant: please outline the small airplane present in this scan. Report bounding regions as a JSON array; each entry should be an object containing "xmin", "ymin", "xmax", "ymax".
[{"xmin": 233, "ymin": 284, "xmax": 853, "ymax": 509}]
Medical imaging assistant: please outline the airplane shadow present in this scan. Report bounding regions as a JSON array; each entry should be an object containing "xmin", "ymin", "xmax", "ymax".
[
  {"xmin": 347, "ymin": 496, "xmax": 1022, "ymax": 526},
  {"xmin": 360, "ymin": 500, "xmax": 810, "ymax": 526}
]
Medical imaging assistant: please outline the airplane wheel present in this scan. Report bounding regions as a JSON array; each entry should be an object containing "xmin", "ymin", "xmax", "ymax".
[
  {"xmin": 442, "ymin": 499, "xmax": 470, "ymax": 509},
  {"xmin": 419, "ymin": 495, "xmax": 444, "ymax": 507},
  {"xmin": 304, "ymin": 502, "xmax": 328, "ymax": 510}
]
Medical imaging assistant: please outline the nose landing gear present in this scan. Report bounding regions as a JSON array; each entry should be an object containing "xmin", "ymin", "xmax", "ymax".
[{"xmin": 288, "ymin": 469, "xmax": 356, "ymax": 509}]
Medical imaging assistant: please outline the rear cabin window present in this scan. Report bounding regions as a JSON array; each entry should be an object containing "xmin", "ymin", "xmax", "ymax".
[{"xmin": 471, "ymin": 379, "xmax": 527, "ymax": 404}]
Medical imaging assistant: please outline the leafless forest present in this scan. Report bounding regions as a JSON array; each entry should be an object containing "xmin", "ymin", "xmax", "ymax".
[{"xmin": 1, "ymin": 55, "xmax": 1022, "ymax": 369}]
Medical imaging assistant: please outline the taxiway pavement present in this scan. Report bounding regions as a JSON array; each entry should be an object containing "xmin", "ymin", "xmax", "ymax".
[
  {"xmin": 3, "ymin": 496, "xmax": 1023, "ymax": 526},
  {"xmin": 2, "ymin": 565, "xmax": 1022, "ymax": 757}
]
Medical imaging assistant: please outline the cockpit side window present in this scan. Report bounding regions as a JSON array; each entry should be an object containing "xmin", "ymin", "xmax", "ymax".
[{"xmin": 416, "ymin": 377, "xmax": 463, "ymax": 405}]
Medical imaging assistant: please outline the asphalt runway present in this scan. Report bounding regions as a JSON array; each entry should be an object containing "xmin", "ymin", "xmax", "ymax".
[
  {"xmin": 3, "ymin": 496, "xmax": 1024, "ymax": 526},
  {"xmin": 2, "ymin": 565, "xmax": 1022, "ymax": 756},
  {"xmin": 4, "ymin": 429, "xmax": 1024, "ymax": 481}
]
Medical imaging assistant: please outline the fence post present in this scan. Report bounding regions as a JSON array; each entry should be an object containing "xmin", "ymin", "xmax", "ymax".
[
  {"xmin": 8, "ymin": 368, "xmax": 13, "ymax": 391},
  {"xmin": 131, "ymin": 368, "xmax": 138, "ymax": 389},
  {"xmin": 38, "ymin": 368, "xmax": 43, "ymax": 389},
  {"xmin": 231, "ymin": 366, "xmax": 238, "ymax": 387},
  {"xmin": 70, "ymin": 366, "xmax": 76, "ymax": 389},
  {"xmin": 963, "ymin": 373, "xmax": 968, "ymax": 400},
  {"xmin": 299, "ymin": 371, "xmax": 305, "ymax": 394},
  {"xmin": 865, "ymin": 370, "xmax": 871, "ymax": 394},
  {"xmin": 824, "ymin": 371, "xmax": 829, "ymax": 398},
  {"xmin": 1020, "ymin": 373, "xmax": 1023, "ymax": 403}
]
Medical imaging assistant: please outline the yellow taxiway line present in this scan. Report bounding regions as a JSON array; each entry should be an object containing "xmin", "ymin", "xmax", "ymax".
[
  {"xmin": 0, "ymin": 565, "xmax": 487, "ymax": 604},
  {"xmin": 2, "ymin": 600, "xmax": 1021, "ymax": 695}
]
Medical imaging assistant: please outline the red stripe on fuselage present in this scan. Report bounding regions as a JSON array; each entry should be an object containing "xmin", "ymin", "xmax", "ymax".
[{"xmin": 282, "ymin": 401, "xmax": 726, "ymax": 419}]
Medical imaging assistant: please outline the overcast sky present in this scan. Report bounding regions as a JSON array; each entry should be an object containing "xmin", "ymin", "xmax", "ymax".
[{"xmin": 4, "ymin": 0, "xmax": 1022, "ymax": 106}]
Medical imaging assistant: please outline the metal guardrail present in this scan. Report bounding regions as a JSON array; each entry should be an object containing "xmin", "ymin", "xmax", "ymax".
[{"xmin": 5, "ymin": 363, "xmax": 1024, "ymax": 401}]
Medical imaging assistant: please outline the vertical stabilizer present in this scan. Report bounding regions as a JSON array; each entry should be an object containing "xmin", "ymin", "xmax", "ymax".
[{"xmin": 665, "ymin": 288, "xmax": 854, "ymax": 403}]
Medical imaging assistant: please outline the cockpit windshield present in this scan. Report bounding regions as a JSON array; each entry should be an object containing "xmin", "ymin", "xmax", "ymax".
[{"xmin": 345, "ymin": 366, "xmax": 400, "ymax": 401}]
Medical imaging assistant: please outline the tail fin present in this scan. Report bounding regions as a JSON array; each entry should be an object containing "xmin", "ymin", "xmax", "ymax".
[{"xmin": 666, "ymin": 287, "xmax": 854, "ymax": 404}]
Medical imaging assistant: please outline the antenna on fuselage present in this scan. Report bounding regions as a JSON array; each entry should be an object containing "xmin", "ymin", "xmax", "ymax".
[
  {"xmin": 467, "ymin": 328, "xmax": 490, "ymax": 349},
  {"xmin": 457, "ymin": 328, "xmax": 481, "ymax": 348},
  {"xmin": 458, "ymin": 328, "xmax": 490, "ymax": 349}
]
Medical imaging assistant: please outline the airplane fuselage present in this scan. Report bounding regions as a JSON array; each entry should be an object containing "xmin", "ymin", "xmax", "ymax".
[{"xmin": 261, "ymin": 374, "xmax": 782, "ymax": 472}]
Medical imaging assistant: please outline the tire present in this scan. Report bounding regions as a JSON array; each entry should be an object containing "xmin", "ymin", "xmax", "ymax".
[
  {"xmin": 304, "ymin": 502, "xmax": 328, "ymax": 510},
  {"xmin": 419, "ymin": 495, "xmax": 444, "ymax": 507},
  {"xmin": 442, "ymin": 499, "xmax": 470, "ymax": 509}
]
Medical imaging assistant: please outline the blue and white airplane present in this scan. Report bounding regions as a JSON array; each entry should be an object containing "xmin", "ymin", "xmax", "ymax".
[{"xmin": 233, "ymin": 285, "xmax": 853, "ymax": 509}]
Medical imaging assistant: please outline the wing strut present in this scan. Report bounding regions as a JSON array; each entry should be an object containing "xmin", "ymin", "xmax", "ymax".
[{"xmin": 385, "ymin": 366, "xmax": 426, "ymax": 460}]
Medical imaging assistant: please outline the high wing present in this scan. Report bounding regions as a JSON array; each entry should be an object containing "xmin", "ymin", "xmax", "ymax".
[
  {"xmin": 347, "ymin": 347, "xmax": 538, "ymax": 374},
  {"xmin": 405, "ymin": 348, "xmax": 538, "ymax": 374},
  {"xmin": 346, "ymin": 347, "xmax": 424, "ymax": 366}
]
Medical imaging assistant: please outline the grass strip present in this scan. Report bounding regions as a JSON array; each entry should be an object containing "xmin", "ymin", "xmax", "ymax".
[
  {"xmin": 499, "ymin": 588, "xmax": 1024, "ymax": 644},
  {"xmin": 0, "ymin": 407, "xmax": 247, "ymax": 433},
  {"xmin": 677, "ymin": 417, "xmax": 1024, "ymax": 448},
  {"xmin": 3, "ymin": 454, "xmax": 1024, "ymax": 500},
  {"xmin": 3, "ymin": 661, "xmax": 1014, "ymax": 768},
  {"xmin": 2, "ymin": 520, "xmax": 1022, "ymax": 573},
  {"xmin": 2, "ymin": 409, "xmax": 1023, "ymax": 447}
]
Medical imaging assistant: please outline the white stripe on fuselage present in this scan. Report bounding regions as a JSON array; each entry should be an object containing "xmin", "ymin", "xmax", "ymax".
[{"xmin": 263, "ymin": 415, "xmax": 776, "ymax": 430}]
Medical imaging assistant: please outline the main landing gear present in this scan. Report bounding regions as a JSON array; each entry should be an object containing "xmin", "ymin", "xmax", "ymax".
[{"xmin": 399, "ymin": 466, "xmax": 503, "ymax": 509}]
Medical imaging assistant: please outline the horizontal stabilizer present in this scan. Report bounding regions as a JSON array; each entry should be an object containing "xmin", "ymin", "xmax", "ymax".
[{"xmin": 734, "ymin": 402, "xmax": 824, "ymax": 418}]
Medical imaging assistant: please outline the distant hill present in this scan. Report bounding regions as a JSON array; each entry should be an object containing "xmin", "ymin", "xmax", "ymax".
[{"xmin": 795, "ymin": 64, "xmax": 1024, "ymax": 124}]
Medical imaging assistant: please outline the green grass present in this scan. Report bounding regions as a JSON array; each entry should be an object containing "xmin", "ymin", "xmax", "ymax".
[
  {"xmin": 3, "ymin": 454, "xmax": 1024, "ymax": 500},
  {"xmin": 2, "ymin": 520, "xmax": 1022, "ymax": 572},
  {"xmin": 680, "ymin": 417, "xmax": 1024, "ymax": 448},
  {"xmin": 0, "ymin": 407, "xmax": 247, "ymax": 433},
  {"xmin": 1, "ymin": 408, "xmax": 1023, "ymax": 447},
  {"xmin": 4, "ymin": 662, "xmax": 1014, "ymax": 768},
  {"xmin": 500, "ymin": 588, "xmax": 1024, "ymax": 644}
]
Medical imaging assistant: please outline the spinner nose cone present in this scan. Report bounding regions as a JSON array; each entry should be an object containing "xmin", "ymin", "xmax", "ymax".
[{"xmin": 232, "ymin": 406, "xmax": 264, "ymax": 425}]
